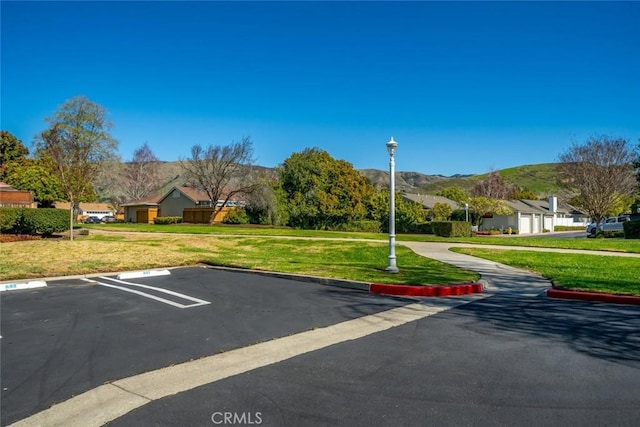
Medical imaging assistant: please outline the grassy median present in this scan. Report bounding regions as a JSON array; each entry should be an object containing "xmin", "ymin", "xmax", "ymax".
[
  {"xmin": 0, "ymin": 233, "xmax": 479, "ymax": 285},
  {"xmin": 452, "ymin": 247, "xmax": 640, "ymax": 296}
]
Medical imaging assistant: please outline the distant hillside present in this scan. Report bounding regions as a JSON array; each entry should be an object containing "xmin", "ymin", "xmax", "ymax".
[
  {"xmin": 152, "ymin": 161, "xmax": 562, "ymax": 198},
  {"xmin": 414, "ymin": 163, "xmax": 561, "ymax": 196}
]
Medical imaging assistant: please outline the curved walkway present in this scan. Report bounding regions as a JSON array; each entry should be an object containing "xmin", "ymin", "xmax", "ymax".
[{"xmin": 402, "ymin": 241, "xmax": 552, "ymax": 296}]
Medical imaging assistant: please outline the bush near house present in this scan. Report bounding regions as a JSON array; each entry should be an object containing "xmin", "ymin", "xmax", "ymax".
[
  {"xmin": 0, "ymin": 208, "xmax": 22, "ymax": 233},
  {"xmin": 223, "ymin": 208, "xmax": 250, "ymax": 225},
  {"xmin": 623, "ymin": 220, "xmax": 640, "ymax": 239},
  {"xmin": 432, "ymin": 221, "xmax": 472, "ymax": 237},
  {"xmin": 154, "ymin": 216, "xmax": 183, "ymax": 225},
  {"xmin": 0, "ymin": 207, "xmax": 68, "ymax": 236}
]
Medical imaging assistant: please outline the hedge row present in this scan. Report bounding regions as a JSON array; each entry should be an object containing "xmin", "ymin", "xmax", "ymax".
[
  {"xmin": 431, "ymin": 221, "xmax": 472, "ymax": 237},
  {"xmin": 154, "ymin": 216, "xmax": 183, "ymax": 225},
  {"xmin": 623, "ymin": 220, "xmax": 640, "ymax": 239},
  {"xmin": 0, "ymin": 207, "xmax": 69, "ymax": 236}
]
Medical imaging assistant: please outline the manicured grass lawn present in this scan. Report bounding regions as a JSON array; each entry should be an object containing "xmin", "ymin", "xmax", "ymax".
[
  {"xmin": 452, "ymin": 247, "xmax": 640, "ymax": 296},
  {"xmin": 86, "ymin": 223, "xmax": 640, "ymax": 253},
  {"xmin": 0, "ymin": 234, "xmax": 479, "ymax": 285}
]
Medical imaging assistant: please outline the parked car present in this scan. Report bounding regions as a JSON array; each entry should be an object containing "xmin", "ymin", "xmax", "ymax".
[
  {"xmin": 101, "ymin": 215, "xmax": 116, "ymax": 223},
  {"xmin": 84, "ymin": 216, "xmax": 101, "ymax": 224},
  {"xmin": 586, "ymin": 220, "xmax": 603, "ymax": 235},
  {"xmin": 602, "ymin": 215, "xmax": 630, "ymax": 234}
]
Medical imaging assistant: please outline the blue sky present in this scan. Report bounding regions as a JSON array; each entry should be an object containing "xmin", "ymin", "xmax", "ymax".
[{"xmin": 2, "ymin": 1, "xmax": 639, "ymax": 176}]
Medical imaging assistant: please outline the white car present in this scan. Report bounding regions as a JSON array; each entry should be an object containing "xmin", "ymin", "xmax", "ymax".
[{"xmin": 601, "ymin": 215, "xmax": 630, "ymax": 234}]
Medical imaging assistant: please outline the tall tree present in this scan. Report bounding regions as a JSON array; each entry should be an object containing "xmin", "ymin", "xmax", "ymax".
[
  {"xmin": 557, "ymin": 135, "xmax": 637, "ymax": 231},
  {"xmin": 34, "ymin": 96, "xmax": 118, "ymax": 239},
  {"xmin": 2, "ymin": 159, "xmax": 64, "ymax": 207},
  {"xmin": 123, "ymin": 142, "xmax": 162, "ymax": 201},
  {"xmin": 469, "ymin": 196, "xmax": 513, "ymax": 227},
  {"xmin": 472, "ymin": 170, "xmax": 516, "ymax": 199},
  {"xmin": 278, "ymin": 148, "xmax": 376, "ymax": 229},
  {"xmin": 0, "ymin": 130, "xmax": 29, "ymax": 180},
  {"xmin": 180, "ymin": 136, "xmax": 258, "ymax": 222},
  {"xmin": 436, "ymin": 186, "xmax": 469, "ymax": 205}
]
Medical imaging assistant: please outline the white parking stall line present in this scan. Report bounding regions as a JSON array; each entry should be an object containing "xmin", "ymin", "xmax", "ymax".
[{"xmin": 82, "ymin": 277, "xmax": 210, "ymax": 309}]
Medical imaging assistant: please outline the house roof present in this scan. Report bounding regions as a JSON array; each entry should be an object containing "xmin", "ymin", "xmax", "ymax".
[
  {"xmin": 503, "ymin": 199, "xmax": 586, "ymax": 215},
  {"xmin": 55, "ymin": 202, "xmax": 115, "ymax": 212},
  {"xmin": 402, "ymin": 193, "xmax": 459, "ymax": 209},
  {"xmin": 121, "ymin": 192, "xmax": 164, "ymax": 207},
  {"xmin": 158, "ymin": 185, "xmax": 212, "ymax": 204}
]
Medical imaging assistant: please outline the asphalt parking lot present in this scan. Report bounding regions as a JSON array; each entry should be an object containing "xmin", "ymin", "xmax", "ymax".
[{"xmin": 2, "ymin": 267, "xmax": 640, "ymax": 426}]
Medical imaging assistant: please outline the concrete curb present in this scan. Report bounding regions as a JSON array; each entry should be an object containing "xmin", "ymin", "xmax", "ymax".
[
  {"xmin": 202, "ymin": 265, "xmax": 482, "ymax": 297},
  {"xmin": 547, "ymin": 288, "xmax": 640, "ymax": 306},
  {"xmin": 370, "ymin": 283, "xmax": 483, "ymax": 297}
]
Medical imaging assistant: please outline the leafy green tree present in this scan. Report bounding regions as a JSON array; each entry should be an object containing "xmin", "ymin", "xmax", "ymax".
[
  {"xmin": 2, "ymin": 159, "xmax": 64, "ymax": 207},
  {"xmin": 0, "ymin": 131, "xmax": 29, "ymax": 180},
  {"xmin": 34, "ymin": 96, "xmax": 118, "ymax": 239},
  {"xmin": 508, "ymin": 187, "xmax": 540, "ymax": 200},
  {"xmin": 429, "ymin": 202, "xmax": 453, "ymax": 221},
  {"xmin": 436, "ymin": 186, "xmax": 469, "ymax": 205},
  {"xmin": 369, "ymin": 190, "xmax": 424, "ymax": 233},
  {"xmin": 278, "ymin": 148, "xmax": 376, "ymax": 229},
  {"xmin": 469, "ymin": 196, "xmax": 513, "ymax": 227}
]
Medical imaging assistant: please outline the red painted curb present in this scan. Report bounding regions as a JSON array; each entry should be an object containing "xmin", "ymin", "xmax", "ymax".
[
  {"xmin": 370, "ymin": 283, "xmax": 483, "ymax": 297},
  {"xmin": 547, "ymin": 289, "xmax": 640, "ymax": 306}
]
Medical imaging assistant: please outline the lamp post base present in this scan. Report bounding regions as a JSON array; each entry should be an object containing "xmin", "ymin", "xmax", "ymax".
[{"xmin": 385, "ymin": 259, "xmax": 399, "ymax": 274}]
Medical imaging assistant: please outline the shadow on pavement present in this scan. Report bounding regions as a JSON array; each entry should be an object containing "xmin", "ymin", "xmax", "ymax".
[{"xmin": 454, "ymin": 294, "xmax": 640, "ymax": 367}]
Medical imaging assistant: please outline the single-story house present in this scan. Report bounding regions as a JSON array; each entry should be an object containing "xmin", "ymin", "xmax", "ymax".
[
  {"xmin": 123, "ymin": 185, "xmax": 239, "ymax": 223},
  {"xmin": 402, "ymin": 193, "xmax": 459, "ymax": 210},
  {"xmin": 481, "ymin": 196, "xmax": 589, "ymax": 234},
  {"xmin": 55, "ymin": 202, "xmax": 116, "ymax": 222},
  {"xmin": 0, "ymin": 182, "xmax": 36, "ymax": 208}
]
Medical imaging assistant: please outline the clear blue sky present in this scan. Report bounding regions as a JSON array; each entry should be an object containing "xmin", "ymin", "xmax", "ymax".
[{"xmin": 2, "ymin": 1, "xmax": 638, "ymax": 176}]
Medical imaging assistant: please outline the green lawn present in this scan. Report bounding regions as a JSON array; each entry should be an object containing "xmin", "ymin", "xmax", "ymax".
[
  {"xmin": 451, "ymin": 247, "xmax": 640, "ymax": 296},
  {"xmin": 86, "ymin": 223, "xmax": 640, "ymax": 253},
  {"xmin": 0, "ymin": 233, "xmax": 478, "ymax": 285}
]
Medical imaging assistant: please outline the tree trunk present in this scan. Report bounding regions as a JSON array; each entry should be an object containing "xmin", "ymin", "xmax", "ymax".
[{"xmin": 69, "ymin": 204, "xmax": 74, "ymax": 241}]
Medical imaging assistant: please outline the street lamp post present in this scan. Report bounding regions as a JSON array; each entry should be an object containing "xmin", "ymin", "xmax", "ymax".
[
  {"xmin": 385, "ymin": 137, "xmax": 399, "ymax": 273},
  {"xmin": 464, "ymin": 203, "xmax": 469, "ymax": 223}
]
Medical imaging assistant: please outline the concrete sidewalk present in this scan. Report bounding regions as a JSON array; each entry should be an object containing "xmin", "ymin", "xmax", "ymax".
[{"xmin": 402, "ymin": 241, "xmax": 552, "ymax": 296}]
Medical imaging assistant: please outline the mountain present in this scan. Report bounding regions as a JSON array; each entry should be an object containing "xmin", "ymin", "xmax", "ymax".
[{"xmin": 152, "ymin": 162, "xmax": 562, "ymax": 198}]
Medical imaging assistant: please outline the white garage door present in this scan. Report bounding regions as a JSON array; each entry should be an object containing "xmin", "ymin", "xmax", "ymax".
[{"xmin": 520, "ymin": 215, "xmax": 531, "ymax": 234}]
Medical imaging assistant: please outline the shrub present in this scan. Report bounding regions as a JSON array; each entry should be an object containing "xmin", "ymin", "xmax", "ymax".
[
  {"xmin": 22, "ymin": 208, "xmax": 69, "ymax": 236},
  {"xmin": 154, "ymin": 216, "xmax": 183, "ymax": 225},
  {"xmin": 432, "ymin": 221, "xmax": 472, "ymax": 237},
  {"xmin": 623, "ymin": 220, "xmax": 640, "ymax": 239},
  {"xmin": 0, "ymin": 207, "xmax": 22, "ymax": 233},
  {"xmin": 223, "ymin": 208, "xmax": 250, "ymax": 225},
  {"xmin": 0, "ymin": 207, "xmax": 68, "ymax": 235},
  {"xmin": 554, "ymin": 225, "xmax": 585, "ymax": 231},
  {"xmin": 408, "ymin": 222, "xmax": 434, "ymax": 235}
]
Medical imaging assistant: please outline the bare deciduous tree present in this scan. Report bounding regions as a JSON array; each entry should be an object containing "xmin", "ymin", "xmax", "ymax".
[
  {"xmin": 179, "ymin": 136, "xmax": 258, "ymax": 222},
  {"xmin": 35, "ymin": 96, "xmax": 118, "ymax": 239},
  {"xmin": 472, "ymin": 170, "xmax": 516, "ymax": 199},
  {"xmin": 557, "ymin": 135, "xmax": 637, "ymax": 231},
  {"xmin": 124, "ymin": 142, "xmax": 161, "ymax": 201}
]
